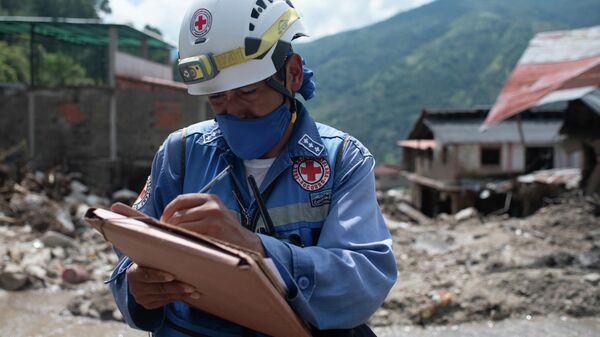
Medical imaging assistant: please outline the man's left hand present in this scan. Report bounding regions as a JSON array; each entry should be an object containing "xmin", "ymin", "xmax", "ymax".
[{"xmin": 160, "ymin": 194, "xmax": 265, "ymax": 256}]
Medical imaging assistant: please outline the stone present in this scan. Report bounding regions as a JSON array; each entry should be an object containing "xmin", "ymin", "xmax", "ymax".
[
  {"xmin": 51, "ymin": 247, "xmax": 66, "ymax": 259},
  {"xmin": 24, "ymin": 264, "xmax": 47, "ymax": 279},
  {"xmin": 70, "ymin": 180, "xmax": 89, "ymax": 194},
  {"xmin": 84, "ymin": 194, "xmax": 109, "ymax": 208},
  {"xmin": 40, "ymin": 231, "xmax": 77, "ymax": 248},
  {"xmin": 112, "ymin": 189, "xmax": 138, "ymax": 204},
  {"xmin": 455, "ymin": 207, "xmax": 478, "ymax": 222},
  {"xmin": 54, "ymin": 208, "xmax": 75, "ymax": 234},
  {"xmin": 9, "ymin": 193, "xmax": 49, "ymax": 212},
  {"xmin": 20, "ymin": 247, "xmax": 51, "ymax": 268},
  {"xmin": 0, "ymin": 263, "xmax": 28, "ymax": 290},
  {"xmin": 112, "ymin": 308, "xmax": 123, "ymax": 321},
  {"xmin": 583, "ymin": 273, "xmax": 600, "ymax": 285}
]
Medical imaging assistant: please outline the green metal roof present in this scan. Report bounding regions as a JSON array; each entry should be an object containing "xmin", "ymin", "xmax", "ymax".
[{"xmin": 0, "ymin": 16, "xmax": 174, "ymax": 49}]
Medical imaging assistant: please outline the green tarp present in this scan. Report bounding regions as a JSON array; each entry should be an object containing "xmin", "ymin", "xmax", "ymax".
[{"xmin": 0, "ymin": 17, "xmax": 173, "ymax": 49}]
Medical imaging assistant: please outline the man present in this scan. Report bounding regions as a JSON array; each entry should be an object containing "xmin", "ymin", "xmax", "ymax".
[{"xmin": 109, "ymin": 0, "xmax": 397, "ymax": 336}]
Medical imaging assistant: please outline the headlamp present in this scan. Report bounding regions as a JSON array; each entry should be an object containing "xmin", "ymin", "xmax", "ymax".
[{"xmin": 178, "ymin": 54, "xmax": 218, "ymax": 84}]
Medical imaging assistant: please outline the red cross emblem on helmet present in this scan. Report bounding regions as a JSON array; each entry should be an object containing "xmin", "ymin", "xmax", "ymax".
[
  {"xmin": 293, "ymin": 157, "xmax": 331, "ymax": 191},
  {"xmin": 190, "ymin": 8, "xmax": 213, "ymax": 38}
]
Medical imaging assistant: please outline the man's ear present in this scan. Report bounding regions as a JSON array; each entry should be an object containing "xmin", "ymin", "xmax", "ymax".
[{"xmin": 285, "ymin": 54, "xmax": 304, "ymax": 92}]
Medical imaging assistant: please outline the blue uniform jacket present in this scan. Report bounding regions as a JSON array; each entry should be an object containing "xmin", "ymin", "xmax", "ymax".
[{"xmin": 109, "ymin": 104, "xmax": 397, "ymax": 336}]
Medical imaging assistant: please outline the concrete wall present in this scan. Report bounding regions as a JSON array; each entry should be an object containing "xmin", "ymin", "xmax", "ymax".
[
  {"xmin": 0, "ymin": 91, "xmax": 29, "ymax": 161},
  {"xmin": 0, "ymin": 81, "xmax": 210, "ymax": 195}
]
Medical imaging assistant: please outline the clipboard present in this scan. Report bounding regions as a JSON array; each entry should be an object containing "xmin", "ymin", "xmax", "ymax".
[{"xmin": 85, "ymin": 203, "xmax": 312, "ymax": 337}]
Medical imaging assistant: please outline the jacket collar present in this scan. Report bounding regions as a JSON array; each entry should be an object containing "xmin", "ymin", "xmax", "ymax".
[{"xmin": 286, "ymin": 101, "xmax": 328, "ymax": 158}]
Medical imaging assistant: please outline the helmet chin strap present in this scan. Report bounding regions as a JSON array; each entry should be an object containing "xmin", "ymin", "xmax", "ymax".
[{"xmin": 265, "ymin": 76, "xmax": 298, "ymax": 123}]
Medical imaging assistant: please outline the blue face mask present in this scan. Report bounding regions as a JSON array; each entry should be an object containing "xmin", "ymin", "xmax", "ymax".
[{"xmin": 215, "ymin": 103, "xmax": 292, "ymax": 160}]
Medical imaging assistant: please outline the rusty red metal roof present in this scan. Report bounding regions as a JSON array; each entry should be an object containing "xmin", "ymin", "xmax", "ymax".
[{"xmin": 484, "ymin": 26, "xmax": 600, "ymax": 127}]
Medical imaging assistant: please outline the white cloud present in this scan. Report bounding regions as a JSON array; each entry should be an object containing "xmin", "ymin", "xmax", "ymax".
[{"xmin": 102, "ymin": 0, "xmax": 435, "ymax": 47}]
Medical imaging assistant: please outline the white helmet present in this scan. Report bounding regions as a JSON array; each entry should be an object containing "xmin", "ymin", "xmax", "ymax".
[{"xmin": 178, "ymin": 0, "xmax": 309, "ymax": 96}]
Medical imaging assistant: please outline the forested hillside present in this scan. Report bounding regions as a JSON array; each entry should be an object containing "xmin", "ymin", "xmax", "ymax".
[{"xmin": 297, "ymin": 0, "xmax": 600, "ymax": 162}]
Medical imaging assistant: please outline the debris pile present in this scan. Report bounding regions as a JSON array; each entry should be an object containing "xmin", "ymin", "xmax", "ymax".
[
  {"xmin": 2, "ymin": 167, "xmax": 599, "ymax": 328},
  {"xmin": 373, "ymin": 192, "xmax": 600, "ymax": 327},
  {"xmin": 0, "ymin": 168, "xmax": 137, "ymax": 320}
]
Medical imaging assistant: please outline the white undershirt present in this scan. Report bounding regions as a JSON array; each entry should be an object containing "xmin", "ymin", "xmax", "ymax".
[{"xmin": 243, "ymin": 157, "xmax": 276, "ymax": 189}]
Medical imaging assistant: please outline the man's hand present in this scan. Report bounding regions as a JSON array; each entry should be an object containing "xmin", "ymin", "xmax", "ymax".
[
  {"xmin": 127, "ymin": 264, "xmax": 201, "ymax": 310},
  {"xmin": 160, "ymin": 193, "xmax": 266, "ymax": 256}
]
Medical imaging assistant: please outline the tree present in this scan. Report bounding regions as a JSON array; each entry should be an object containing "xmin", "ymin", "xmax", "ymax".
[
  {"xmin": 0, "ymin": 41, "xmax": 29, "ymax": 83},
  {"xmin": 0, "ymin": 0, "xmax": 111, "ymax": 18},
  {"xmin": 144, "ymin": 24, "xmax": 163, "ymax": 36},
  {"xmin": 37, "ymin": 47, "xmax": 95, "ymax": 86},
  {"xmin": 97, "ymin": 0, "xmax": 111, "ymax": 15}
]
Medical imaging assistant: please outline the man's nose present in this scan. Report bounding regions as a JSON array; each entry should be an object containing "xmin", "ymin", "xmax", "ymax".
[{"xmin": 224, "ymin": 90, "xmax": 236, "ymax": 101}]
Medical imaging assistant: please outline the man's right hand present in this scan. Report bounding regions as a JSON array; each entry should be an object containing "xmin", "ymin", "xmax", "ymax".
[{"xmin": 127, "ymin": 263, "xmax": 201, "ymax": 310}]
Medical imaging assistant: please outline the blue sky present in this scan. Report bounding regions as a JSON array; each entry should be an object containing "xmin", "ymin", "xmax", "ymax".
[{"xmin": 103, "ymin": 0, "xmax": 435, "ymax": 46}]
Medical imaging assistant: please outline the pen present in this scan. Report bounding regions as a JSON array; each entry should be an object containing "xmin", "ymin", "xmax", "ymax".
[
  {"xmin": 198, "ymin": 165, "xmax": 232, "ymax": 193},
  {"xmin": 247, "ymin": 175, "xmax": 277, "ymax": 235}
]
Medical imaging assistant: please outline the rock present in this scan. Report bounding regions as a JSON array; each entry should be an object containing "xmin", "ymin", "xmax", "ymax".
[
  {"xmin": 40, "ymin": 231, "xmax": 77, "ymax": 248},
  {"xmin": 24, "ymin": 264, "xmax": 47, "ymax": 279},
  {"xmin": 24, "ymin": 207, "xmax": 57, "ymax": 232},
  {"xmin": 79, "ymin": 299, "xmax": 92, "ymax": 316},
  {"xmin": 112, "ymin": 309, "xmax": 123, "ymax": 321},
  {"xmin": 583, "ymin": 273, "xmax": 600, "ymax": 285},
  {"xmin": 112, "ymin": 189, "xmax": 138, "ymax": 204},
  {"xmin": 455, "ymin": 207, "xmax": 478, "ymax": 222},
  {"xmin": 578, "ymin": 248, "xmax": 600, "ymax": 269},
  {"xmin": 70, "ymin": 180, "xmax": 89, "ymax": 194},
  {"xmin": 9, "ymin": 192, "xmax": 49, "ymax": 212},
  {"xmin": 51, "ymin": 247, "xmax": 66, "ymax": 259},
  {"xmin": 0, "ymin": 263, "xmax": 28, "ymax": 290},
  {"xmin": 0, "ymin": 212, "xmax": 18, "ymax": 225},
  {"xmin": 54, "ymin": 208, "xmax": 75, "ymax": 234}
]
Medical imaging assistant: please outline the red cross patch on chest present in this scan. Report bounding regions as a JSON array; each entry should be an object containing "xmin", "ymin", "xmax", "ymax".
[{"xmin": 293, "ymin": 157, "xmax": 331, "ymax": 191}]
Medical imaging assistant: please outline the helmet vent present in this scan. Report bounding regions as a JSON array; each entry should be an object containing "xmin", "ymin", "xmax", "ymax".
[
  {"xmin": 256, "ymin": 0, "xmax": 267, "ymax": 9},
  {"xmin": 249, "ymin": 0, "xmax": 275, "ymax": 30}
]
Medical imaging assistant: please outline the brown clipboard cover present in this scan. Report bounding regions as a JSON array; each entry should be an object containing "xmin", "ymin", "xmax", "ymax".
[{"xmin": 85, "ymin": 203, "xmax": 311, "ymax": 337}]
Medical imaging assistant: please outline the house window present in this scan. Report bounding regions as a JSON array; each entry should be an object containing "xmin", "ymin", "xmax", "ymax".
[
  {"xmin": 526, "ymin": 147, "xmax": 554, "ymax": 172},
  {"xmin": 481, "ymin": 147, "xmax": 501, "ymax": 166}
]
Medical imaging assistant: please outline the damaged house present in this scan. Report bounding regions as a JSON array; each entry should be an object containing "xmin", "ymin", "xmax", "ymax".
[
  {"xmin": 400, "ymin": 108, "xmax": 581, "ymax": 217},
  {"xmin": 484, "ymin": 25, "xmax": 600, "ymax": 195}
]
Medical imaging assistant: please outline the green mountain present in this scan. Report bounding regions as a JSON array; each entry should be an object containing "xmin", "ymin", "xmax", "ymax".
[{"xmin": 296, "ymin": 0, "xmax": 600, "ymax": 163}]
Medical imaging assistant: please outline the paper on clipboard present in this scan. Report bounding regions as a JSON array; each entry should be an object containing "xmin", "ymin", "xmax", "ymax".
[{"xmin": 85, "ymin": 203, "xmax": 310, "ymax": 337}]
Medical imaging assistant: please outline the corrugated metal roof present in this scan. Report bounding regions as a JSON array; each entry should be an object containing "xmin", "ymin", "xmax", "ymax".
[
  {"xmin": 536, "ymin": 86, "xmax": 600, "ymax": 114},
  {"xmin": 484, "ymin": 25, "xmax": 600, "ymax": 127},
  {"xmin": 426, "ymin": 119, "xmax": 563, "ymax": 144},
  {"xmin": 520, "ymin": 26, "xmax": 600, "ymax": 64}
]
